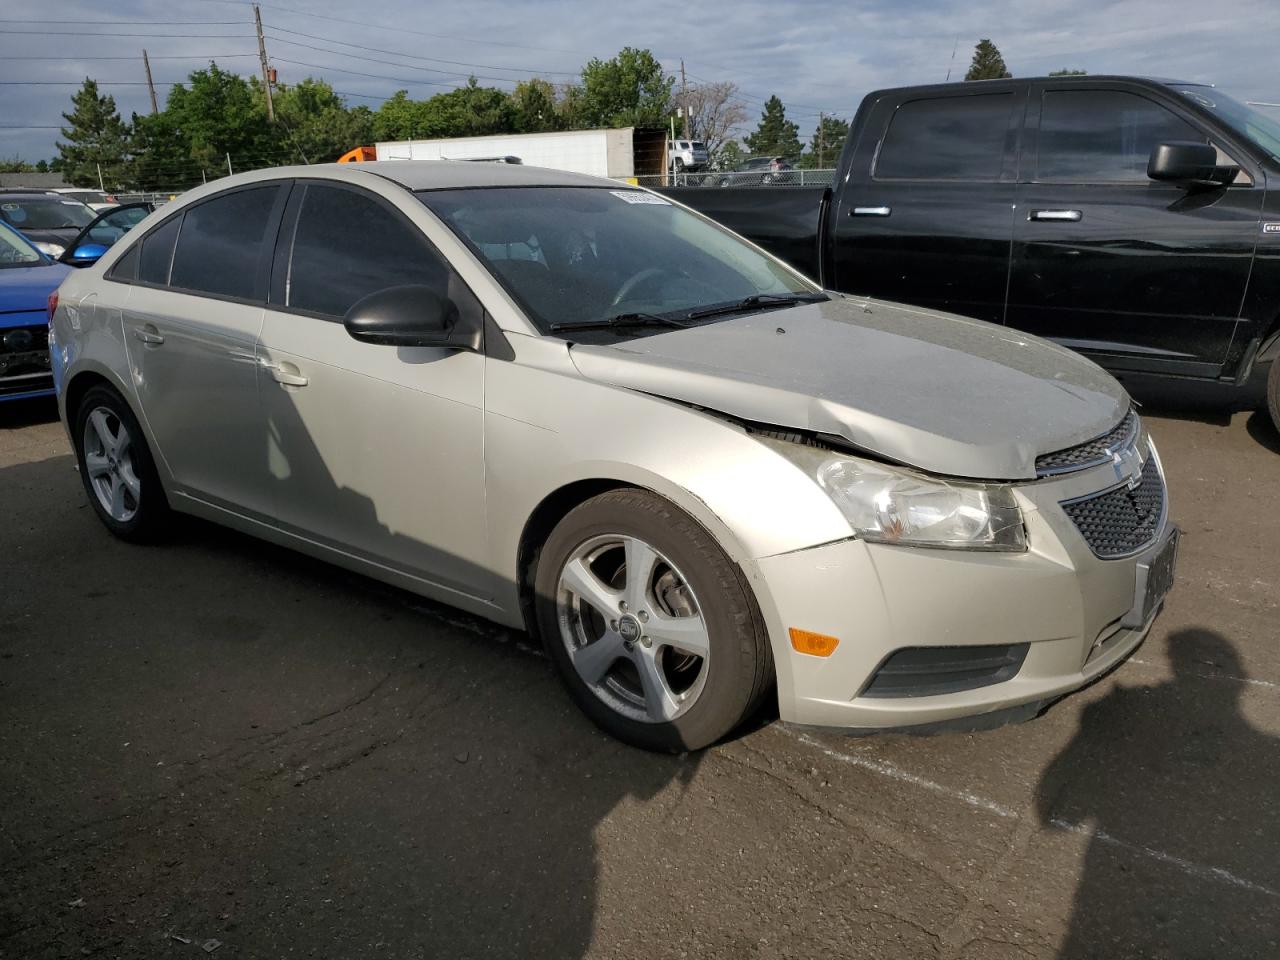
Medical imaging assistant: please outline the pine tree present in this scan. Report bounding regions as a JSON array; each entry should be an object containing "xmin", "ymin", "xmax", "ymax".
[
  {"xmin": 743, "ymin": 96, "xmax": 801, "ymax": 159},
  {"xmin": 799, "ymin": 115, "xmax": 850, "ymax": 169},
  {"xmin": 964, "ymin": 40, "xmax": 1012, "ymax": 81},
  {"xmin": 55, "ymin": 79, "xmax": 132, "ymax": 189}
]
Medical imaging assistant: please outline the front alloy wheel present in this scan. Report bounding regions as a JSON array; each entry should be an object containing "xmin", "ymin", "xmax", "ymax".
[{"xmin": 535, "ymin": 488, "xmax": 772, "ymax": 751}]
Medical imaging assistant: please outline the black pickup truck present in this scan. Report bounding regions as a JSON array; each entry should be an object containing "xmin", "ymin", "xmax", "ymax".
[{"xmin": 661, "ymin": 76, "xmax": 1280, "ymax": 431}]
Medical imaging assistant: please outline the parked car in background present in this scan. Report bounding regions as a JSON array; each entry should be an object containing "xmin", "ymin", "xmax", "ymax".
[
  {"xmin": 669, "ymin": 139, "xmax": 709, "ymax": 172},
  {"xmin": 50, "ymin": 161, "xmax": 1175, "ymax": 751},
  {"xmin": 0, "ymin": 221, "xmax": 69, "ymax": 402},
  {"xmin": 0, "ymin": 191, "xmax": 97, "ymax": 259},
  {"xmin": 52, "ymin": 188, "xmax": 117, "ymax": 211},
  {"xmin": 662, "ymin": 76, "xmax": 1280, "ymax": 433},
  {"xmin": 712, "ymin": 156, "xmax": 795, "ymax": 186}
]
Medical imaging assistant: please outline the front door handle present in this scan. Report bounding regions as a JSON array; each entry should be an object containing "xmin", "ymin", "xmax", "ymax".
[
  {"xmin": 132, "ymin": 325, "xmax": 164, "ymax": 345},
  {"xmin": 260, "ymin": 359, "xmax": 309, "ymax": 387},
  {"xmin": 1029, "ymin": 209, "xmax": 1083, "ymax": 222},
  {"xmin": 851, "ymin": 206, "xmax": 892, "ymax": 217}
]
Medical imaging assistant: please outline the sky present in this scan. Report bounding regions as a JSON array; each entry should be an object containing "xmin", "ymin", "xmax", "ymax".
[{"xmin": 2, "ymin": 0, "xmax": 1277, "ymax": 163}]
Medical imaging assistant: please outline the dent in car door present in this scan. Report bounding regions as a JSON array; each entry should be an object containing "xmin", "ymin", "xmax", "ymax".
[
  {"xmin": 1007, "ymin": 83, "xmax": 1264, "ymax": 375},
  {"xmin": 121, "ymin": 183, "xmax": 287, "ymax": 520},
  {"xmin": 829, "ymin": 86, "xmax": 1024, "ymax": 324},
  {"xmin": 257, "ymin": 181, "xmax": 491, "ymax": 599}
]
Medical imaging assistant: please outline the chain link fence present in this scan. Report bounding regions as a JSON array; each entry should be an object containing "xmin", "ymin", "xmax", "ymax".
[{"xmin": 630, "ymin": 169, "xmax": 837, "ymax": 189}]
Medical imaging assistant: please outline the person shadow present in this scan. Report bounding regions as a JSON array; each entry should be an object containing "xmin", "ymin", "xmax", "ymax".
[{"xmin": 1036, "ymin": 628, "xmax": 1280, "ymax": 958}]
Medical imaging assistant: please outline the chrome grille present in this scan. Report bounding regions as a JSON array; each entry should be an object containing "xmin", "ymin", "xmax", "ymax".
[
  {"xmin": 1035, "ymin": 410, "xmax": 1139, "ymax": 477},
  {"xmin": 1061, "ymin": 456, "xmax": 1165, "ymax": 558}
]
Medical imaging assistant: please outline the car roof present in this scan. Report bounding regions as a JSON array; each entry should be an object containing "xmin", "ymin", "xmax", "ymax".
[
  {"xmin": 0, "ymin": 189, "xmax": 62, "ymax": 197},
  {"xmin": 261, "ymin": 159, "xmax": 618, "ymax": 191}
]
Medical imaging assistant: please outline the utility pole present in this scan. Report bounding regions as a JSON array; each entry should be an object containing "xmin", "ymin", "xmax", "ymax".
[
  {"xmin": 818, "ymin": 111, "xmax": 825, "ymax": 168},
  {"xmin": 679, "ymin": 59, "xmax": 690, "ymax": 139},
  {"xmin": 226, "ymin": 152, "xmax": 233, "ymax": 176},
  {"xmin": 945, "ymin": 36, "xmax": 958, "ymax": 82},
  {"xmin": 254, "ymin": 4, "xmax": 275, "ymax": 123},
  {"xmin": 96, "ymin": 163, "xmax": 105, "ymax": 192},
  {"xmin": 142, "ymin": 49, "xmax": 158, "ymax": 114}
]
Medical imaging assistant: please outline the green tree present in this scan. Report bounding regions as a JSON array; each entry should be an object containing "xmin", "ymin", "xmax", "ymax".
[
  {"xmin": 576, "ymin": 48, "xmax": 673, "ymax": 127},
  {"xmin": 964, "ymin": 39, "xmax": 1012, "ymax": 81},
  {"xmin": 0, "ymin": 157, "xmax": 34, "ymax": 173},
  {"xmin": 35, "ymin": 160, "xmax": 50, "ymax": 173},
  {"xmin": 715, "ymin": 139, "xmax": 746, "ymax": 170},
  {"xmin": 130, "ymin": 110, "xmax": 195, "ymax": 190},
  {"xmin": 372, "ymin": 90, "xmax": 426, "ymax": 141},
  {"xmin": 1048, "ymin": 68, "xmax": 1088, "ymax": 76},
  {"xmin": 55, "ymin": 79, "xmax": 131, "ymax": 188},
  {"xmin": 274, "ymin": 78, "xmax": 372, "ymax": 162},
  {"xmin": 511, "ymin": 78, "xmax": 563, "ymax": 133},
  {"xmin": 420, "ymin": 78, "xmax": 515, "ymax": 137},
  {"xmin": 743, "ymin": 95, "xmax": 801, "ymax": 159},
  {"xmin": 164, "ymin": 64, "xmax": 279, "ymax": 173},
  {"xmin": 799, "ymin": 115, "xmax": 849, "ymax": 168}
]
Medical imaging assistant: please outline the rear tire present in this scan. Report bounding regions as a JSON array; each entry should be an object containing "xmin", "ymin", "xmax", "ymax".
[
  {"xmin": 535, "ymin": 488, "xmax": 772, "ymax": 752},
  {"xmin": 1267, "ymin": 358, "xmax": 1280, "ymax": 437},
  {"xmin": 72, "ymin": 384, "xmax": 170, "ymax": 542}
]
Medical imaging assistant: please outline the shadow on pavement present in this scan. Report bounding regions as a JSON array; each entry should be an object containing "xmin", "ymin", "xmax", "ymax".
[
  {"xmin": 0, "ymin": 395, "xmax": 59, "ymax": 429},
  {"xmin": 0, "ymin": 450, "xmax": 703, "ymax": 958},
  {"xmin": 1037, "ymin": 628, "xmax": 1280, "ymax": 958}
]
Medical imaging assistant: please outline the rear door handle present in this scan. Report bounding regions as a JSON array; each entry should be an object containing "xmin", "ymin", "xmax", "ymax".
[
  {"xmin": 132, "ymin": 325, "xmax": 164, "ymax": 345},
  {"xmin": 851, "ymin": 206, "xmax": 892, "ymax": 217},
  {"xmin": 260, "ymin": 359, "xmax": 309, "ymax": 387},
  {"xmin": 1029, "ymin": 209, "xmax": 1083, "ymax": 222}
]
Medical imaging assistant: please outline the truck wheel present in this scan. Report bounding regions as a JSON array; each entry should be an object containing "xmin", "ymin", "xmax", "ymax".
[
  {"xmin": 673, "ymin": 158, "xmax": 685, "ymax": 173},
  {"xmin": 72, "ymin": 384, "xmax": 170, "ymax": 542},
  {"xmin": 535, "ymin": 488, "xmax": 773, "ymax": 752},
  {"xmin": 1268, "ymin": 358, "xmax": 1280, "ymax": 437}
]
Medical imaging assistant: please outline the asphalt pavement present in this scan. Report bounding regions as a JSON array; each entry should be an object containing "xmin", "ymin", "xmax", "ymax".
[{"xmin": 1, "ymin": 396, "xmax": 1277, "ymax": 959}]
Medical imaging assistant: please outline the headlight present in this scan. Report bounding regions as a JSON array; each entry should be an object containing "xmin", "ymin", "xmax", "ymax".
[
  {"xmin": 769, "ymin": 441, "xmax": 1026, "ymax": 551},
  {"xmin": 34, "ymin": 242, "xmax": 65, "ymax": 259}
]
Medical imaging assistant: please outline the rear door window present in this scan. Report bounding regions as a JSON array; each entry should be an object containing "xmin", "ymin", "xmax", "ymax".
[
  {"xmin": 875, "ymin": 93, "xmax": 1015, "ymax": 181},
  {"xmin": 284, "ymin": 183, "xmax": 475, "ymax": 320},
  {"xmin": 1036, "ymin": 89, "xmax": 1205, "ymax": 182},
  {"xmin": 136, "ymin": 215, "xmax": 181, "ymax": 286},
  {"xmin": 170, "ymin": 185, "xmax": 283, "ymax": 300}
]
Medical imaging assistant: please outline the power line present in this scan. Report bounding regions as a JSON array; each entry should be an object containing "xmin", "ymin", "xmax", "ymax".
[
  {"xmin": 263, "ymin": 23, "xmax": 578, "ymax": 77},
  {"xmin": 0, "ymin": 54, "xmax": 258, "ymax": 61},
  {"xmin": 0, "ymin": 30, "xmax": 255, "ymax": 38},
  {"xmin": 270, "ymin": 56, "xmax": 511, "ymax": 91},
  {"xmin": 0, "ymin": 18, "xmax": 246, "ymax": 25}
]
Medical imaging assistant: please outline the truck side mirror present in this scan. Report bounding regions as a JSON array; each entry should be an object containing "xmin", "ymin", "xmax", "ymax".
[{"xmin": 1147, "ymin": 141, "xmax": 1237, "ymax": 188}]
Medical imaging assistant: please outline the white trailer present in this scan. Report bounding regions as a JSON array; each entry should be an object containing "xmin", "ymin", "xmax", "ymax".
[{"xmin": 373, "ymin": 127, "xmax": 668, "ymax": 181}]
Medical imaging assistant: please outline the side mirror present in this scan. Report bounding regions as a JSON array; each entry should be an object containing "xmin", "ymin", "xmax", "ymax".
[
  {"xmin": 63, "ymin": 242, "xmax": 109, "ymax": 266},
  {"xmin": 343, "ymin": 284, "xmax": 481, "ymax": 351},
  {"xmin": 1148, "ymin": 141, "xmax": 1237, "ymax": 187}
]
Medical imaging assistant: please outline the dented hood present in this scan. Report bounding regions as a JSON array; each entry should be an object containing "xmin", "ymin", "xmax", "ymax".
[{"xmin": 567, "ymin": 296, "xmax": 1129, "ymax": 480}]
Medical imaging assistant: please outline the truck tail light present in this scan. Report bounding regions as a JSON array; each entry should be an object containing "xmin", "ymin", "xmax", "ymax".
[{"xmin": 47, "ymin": 290, "xmax": 58, "ymax": 326}]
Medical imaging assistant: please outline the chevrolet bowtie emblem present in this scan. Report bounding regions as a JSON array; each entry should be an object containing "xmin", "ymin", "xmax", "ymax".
[{"xmin": 1112, "ymin": 447, "xmax": 1143, "ymax": 489}]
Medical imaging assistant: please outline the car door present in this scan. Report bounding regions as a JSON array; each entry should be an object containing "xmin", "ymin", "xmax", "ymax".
[
  {"xmin": 257, "ymin": 180, "xmax": 490, "ymax": 598},
  {"xmin": 119, "ymin": 183, "xmax": 288, "ymax": 521},
  {"xmin": 829, "ymin": 86, "xmax": 1024, "ymax": 324},
  {"xmin": 60, "ymin": 202, "xmax": 153, "ymax": 264},
  {"xmin": 1007, "ymin": 83, "xmax": 1265, "ymax": 375}
]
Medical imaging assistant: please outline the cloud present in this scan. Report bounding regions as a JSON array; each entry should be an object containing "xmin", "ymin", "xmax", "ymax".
[{"xmin": 1, "ymin": 0, "xmax": 1273, "ymax": 163}]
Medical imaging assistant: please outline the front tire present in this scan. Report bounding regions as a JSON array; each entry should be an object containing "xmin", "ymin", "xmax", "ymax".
[
  {"xmin": 535, "ymin": 488, "xmax": 772, "ymax": 752},
  {"xmin": 72, "ymin": 384, "xmax": 170, "ymax": 541}
]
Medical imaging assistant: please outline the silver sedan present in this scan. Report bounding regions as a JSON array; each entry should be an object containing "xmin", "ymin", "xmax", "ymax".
[{"xmin": 49, "ymin": 161, "xmax": 1177, "ymax": 750}]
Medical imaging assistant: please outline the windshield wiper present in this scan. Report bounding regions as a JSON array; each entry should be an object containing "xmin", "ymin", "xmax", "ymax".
[
  {"xmin": 548, "ymin": 312, "xmax": 694, "ymax": 333},
  {"xmin": 684, "ymin": 292, "xmax": 827, "ymax": 321}
]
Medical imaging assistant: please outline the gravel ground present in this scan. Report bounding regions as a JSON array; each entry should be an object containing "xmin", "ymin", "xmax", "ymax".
[{"xmin": 1, "ymin": 396, "xmax": 1277, "ymax": 960}]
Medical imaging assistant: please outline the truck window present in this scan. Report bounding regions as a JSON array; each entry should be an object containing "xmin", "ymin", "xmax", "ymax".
[
  {"xmin": 875, "ymin": 93, "xmax": 1013, "ymax": 181},
  {"xmin": 1036, "ymin": 90, "xmax": 1204, "ymax": 183}
]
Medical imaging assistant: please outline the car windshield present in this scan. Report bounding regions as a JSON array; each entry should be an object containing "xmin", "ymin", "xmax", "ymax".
[
  {"xmin": 0, "ymin": 197, "xmax": 96, "ymax": 230},
  {"xmin": 418, "ymin": 186, "xmax": 817, "ymax": 335},
  {"xmin": 0, "ymin": 221, "xmax": 45, "ymax": 267},
  {"xmin": 1172, "ymin": 85, "xmax": 1280, "ymax": 160}
]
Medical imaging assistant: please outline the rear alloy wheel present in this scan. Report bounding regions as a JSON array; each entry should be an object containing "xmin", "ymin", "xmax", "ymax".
[
  {"xmin": 73, "ymin": 384, "xmax": 169, "ymax": 541},
  {"xmin": 535, "ymin": 489, "xmax": 772, "ymax": 751}
]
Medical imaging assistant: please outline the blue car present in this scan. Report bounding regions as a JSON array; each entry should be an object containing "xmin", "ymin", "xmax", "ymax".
[{"xmin": 0, "ymin": 219, "xmax": 70, "ymax": 402}]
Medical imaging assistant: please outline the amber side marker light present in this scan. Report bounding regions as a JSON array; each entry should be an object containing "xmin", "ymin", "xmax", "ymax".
[{"xmin": 789, "ymin": 628, "xmax": 840, "ymax": 657}]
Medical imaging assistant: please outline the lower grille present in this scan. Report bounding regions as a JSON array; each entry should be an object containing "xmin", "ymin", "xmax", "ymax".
[
  {"xmin": 860, "ymin": 644, "xmax": 1029, "ymax": 698},
  {"xmin": 1061, "ymin": 456, "xmax": 1165, "ymax": 558}
]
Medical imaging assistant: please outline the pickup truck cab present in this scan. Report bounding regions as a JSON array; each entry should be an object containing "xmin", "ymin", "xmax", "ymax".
[{"xmin": 662, "ymin": 76, "xmax": 1280, "ymax": 431}]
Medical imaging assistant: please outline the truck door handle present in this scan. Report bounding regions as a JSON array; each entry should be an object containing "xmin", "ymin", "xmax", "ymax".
[
  {"xmin": 1029, "ymin": 209, "xmax": 1083, "ymax": 222},
  {"xmin": 260, "ymin": 359, "xmax": 309, "ymax": 387},
  {"xmin": 851, "ymin": 206, "xmax": 892, "ymax": 217},
  {"xmin": 132, "ymin": 325, "xmax": 164, "ymax": 345}
]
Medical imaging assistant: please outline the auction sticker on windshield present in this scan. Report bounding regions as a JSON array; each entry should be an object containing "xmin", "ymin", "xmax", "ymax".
[{"xmin": 610, "ymin": 190, "xmax": 669, "ymax": 205}]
